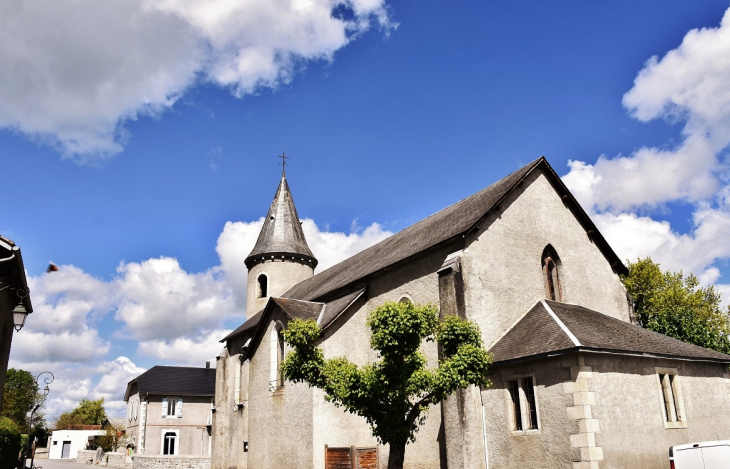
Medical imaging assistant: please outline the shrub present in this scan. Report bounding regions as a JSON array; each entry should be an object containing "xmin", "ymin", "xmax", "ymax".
[{"xmin": 0, "ymin": 416, "xmax": 21, "ymax": 469}]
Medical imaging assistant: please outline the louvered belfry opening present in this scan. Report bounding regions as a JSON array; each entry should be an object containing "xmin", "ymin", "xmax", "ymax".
[{"xmin": 541, "ymin": 245, "xmax": 562, "ymax": 301}]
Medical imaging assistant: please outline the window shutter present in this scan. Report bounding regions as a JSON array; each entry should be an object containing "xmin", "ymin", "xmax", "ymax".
[
  {"xmin": 162, "ymin": 397, "xmax": 168, "ymax": 417},
  {"xmin": 176, "ymin": 398, "xmax": 183, "ymax": 418}
]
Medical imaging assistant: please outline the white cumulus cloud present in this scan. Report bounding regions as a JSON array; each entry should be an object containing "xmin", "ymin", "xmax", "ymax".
[
  {"xmin": 10, "ymin": 216, "xmax": 392, "ymax": 418},
  {"xmin": 0, "ymin": 0, "xmax": 394, "ymax": 163},
  {"xmin": 137, "ymin": 330, "xmax": 229, "ymax": 367},
  {"xmin": 565, "ymin": 8, "xmax": 730, "ymax": 212},
  {"xmin": 114, "ymin": 257, "xmax": 235, "ymax": 341},
  {"xmin": 562, "ymin": 7, "xmax": 730, "ymax": 307}
]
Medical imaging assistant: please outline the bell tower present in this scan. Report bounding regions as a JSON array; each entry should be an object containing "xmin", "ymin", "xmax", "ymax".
[{"xmin": 245, "ymin": 158, "xmax": 317, "ymax": 314}]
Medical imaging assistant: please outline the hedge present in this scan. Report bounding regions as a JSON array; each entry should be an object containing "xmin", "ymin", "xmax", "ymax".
[{"xmin": 0, "ymin": 416, "xmax": 21, "ymax": 469}]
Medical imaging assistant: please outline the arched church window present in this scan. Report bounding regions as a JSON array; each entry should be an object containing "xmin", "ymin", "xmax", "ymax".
[
  {"xmin": 399, "ymin": 296, "xmax": 413, "ymax": 304},
  {"xmin": 258, "ymin": 274, "xmax": 268, "ymax": 298},
  {"xmin": 541, "ymin": 245, "xmax": 562, "ymax": 302}
]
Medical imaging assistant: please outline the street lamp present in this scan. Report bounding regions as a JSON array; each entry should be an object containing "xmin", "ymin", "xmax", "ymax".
[
  {"xmin": 13, "ymin": 304, "xmax": 28, "ymax": 332},
  {"xmin": 20, "ymin": 372, "xmax": 54, "ymax": 469}
]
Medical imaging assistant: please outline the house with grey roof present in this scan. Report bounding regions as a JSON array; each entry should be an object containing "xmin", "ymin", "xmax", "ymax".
[
  {"xmin": 212, "ymin": 158, "xmax": 730, "ymax": 469},
  {"xmin": 124, "ymin": 364, "xmax": 215, "ymax": 460}
]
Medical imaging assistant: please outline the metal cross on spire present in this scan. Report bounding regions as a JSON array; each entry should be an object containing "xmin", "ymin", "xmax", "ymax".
[{"xmin": 279, "ymin": 152, "xmax": 289, "ymax": 176}]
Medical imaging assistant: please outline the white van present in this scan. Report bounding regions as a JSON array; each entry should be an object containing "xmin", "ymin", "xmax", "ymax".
[{"xmin": 669, "ymin": 441, "xmax": 730, "ymax": 468}]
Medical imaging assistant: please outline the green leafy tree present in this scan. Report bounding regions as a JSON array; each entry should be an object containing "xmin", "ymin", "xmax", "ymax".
[
  {"xmin": 55, "ymin": 398, "xmax": 108, "ymax": 429},
  {"xmin": 281, "ymin": 301, "xmax": 492, "ymax": 469},
  {"xmin": 623, "ymin": 258, "xmax": 730, "ymax": 354},
  {"xmin": 0, "ymin": 416, "xmax": 21, "ymax": 469},
  {"xmin": 29, "ymin": 426, "xmax": 50, "ymax": 448},
  {"xmin": 97, "ymin": 424, "xmax": 124, "ymax": 452},
  {"xmin": 0, "ymin": 369, "xmax": 41, "ymax": 433}
]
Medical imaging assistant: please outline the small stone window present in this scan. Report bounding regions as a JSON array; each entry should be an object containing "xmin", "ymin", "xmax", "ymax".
[
  {"xmin": 270, "ymin": 323, "xmax": 285, "ymax": 392},
  {"xmin": 258, "ymin": 274, "xmax": 268, "ymax": 298},
  {"xmin": 507, "ymin": 376, "xmax": 539, "ymax": 433},
  {"xmin": 541, "ymin": 245, "xmax": 562, "ymax": 301},
  {"xmin": 657, "ymin": 368, "xmax": 686, "ymax": 429}
]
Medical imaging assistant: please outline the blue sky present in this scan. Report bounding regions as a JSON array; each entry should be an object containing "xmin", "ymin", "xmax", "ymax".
[{"xmin": 2, "ymin": 0, "xmax": 730, "ymax": 419}]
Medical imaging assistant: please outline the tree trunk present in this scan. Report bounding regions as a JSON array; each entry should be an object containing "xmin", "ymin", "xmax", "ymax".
[{"xmin": 387, "ymin": 440, "xmax": 407, "ymax": 469}]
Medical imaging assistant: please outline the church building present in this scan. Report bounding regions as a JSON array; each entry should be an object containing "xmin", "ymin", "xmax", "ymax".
[{"xmin": 212, "ymin": 157, "xmax": 730, "ymax": 469}]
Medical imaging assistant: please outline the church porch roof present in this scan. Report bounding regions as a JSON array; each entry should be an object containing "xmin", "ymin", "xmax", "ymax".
[{"xmin": 489, "ymin": 300, "xmax": 730, "ymax": 365}]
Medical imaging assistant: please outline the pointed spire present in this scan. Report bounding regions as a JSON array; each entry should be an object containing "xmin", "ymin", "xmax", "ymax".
[{"xmin": 245, "ymin": 174, "xmax": 318, "ymax": 269}]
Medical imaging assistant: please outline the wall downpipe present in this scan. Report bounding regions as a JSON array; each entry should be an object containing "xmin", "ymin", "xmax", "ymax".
[{"xmin": 480, "ymin": 387, "xmax": 489, "ymax": 469}]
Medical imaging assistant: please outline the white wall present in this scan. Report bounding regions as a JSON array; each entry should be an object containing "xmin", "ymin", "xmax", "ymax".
[{"xmin": 48, "ymin": 429, "xmax": 103, "ymax": 459}]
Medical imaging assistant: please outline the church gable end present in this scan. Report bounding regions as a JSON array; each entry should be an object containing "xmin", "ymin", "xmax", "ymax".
[{"xmin": 461, "ymin": 164, "xmax": 632, "ymax": 347}]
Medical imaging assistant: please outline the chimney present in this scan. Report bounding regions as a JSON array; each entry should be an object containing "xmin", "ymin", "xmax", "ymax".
[{"xmin": 205, "ymin": 361, "xmax": 210, "ymax": 369}]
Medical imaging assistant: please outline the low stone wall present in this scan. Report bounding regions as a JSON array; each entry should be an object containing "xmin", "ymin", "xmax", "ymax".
[
  {"xmin": 77, "ymin": 450, "xmax": 96, "ymax": 464},
  {"xmin": 75, "ymin": 450, "xmax": 127, "ymax": 467},
  {"xmin": 105, "ymin": 452, "xmax": 127, "ymax": 467},
  {"xmin": 132, "ymin": 455, "xmax": 210, "ymax": 469},
  {"xmin": 34, "ymin": 447, "xmax": 49, "ymax": 459}
]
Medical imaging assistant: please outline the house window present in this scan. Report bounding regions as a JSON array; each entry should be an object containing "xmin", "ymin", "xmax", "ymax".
[
  {"xmin": 507, "ymin": 376, "xmax": 540, "ymax": 433},
  {"xmin": 270, "ymin": 324, "xmax": 285, "ymax": 392},
  {"xmin": 167, "ymin": 398, "xmax": 177, "ymax": 416},
  {"xmin": 258, "ymin": 275, "xmax": 268, "ymax": 298},
  {"xmin": 162, "ymin": 397, "xmax": 183, "ymax": 418},
  {"xmin": 162, "ymin": 430, "xmax": 178, "ymax": 455},
  {"xmin": 541, "ymin": 245, "xmax": 562, "ymax": 301},
  {"xmin": 657, "ymin": 368, "xmax": 686, "ymax": 429}
]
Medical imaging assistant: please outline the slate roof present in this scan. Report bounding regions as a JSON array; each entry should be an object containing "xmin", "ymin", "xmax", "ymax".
[
  {"xmin": 224, "ymin": 157, "xmax": 627, "ymax": 344},
  {"xmin": 489, "ymin": 300, "xmax": 730, "ymax": 364},
  {"xmin": 221, "ymin": 288, "xmax": 366, "ymax": 342},
  {"xmin": 282, "ymin": 157, "xmax": 625, "ymax": 303},
  {"xmin": 245, "ymin": 175, "xmax": 318, "ymax": 269},
  {"xmin": 319, "ymin": 288, "xmax": 366, "ymax": 330},
  {"xmin": 223, "ymin": 310, "xmax": 265, "ymax": 341},
  {"xmin": 124, "ymin": 366, "xmax": 215, "ymax": 401},
  {"xmin": 271, "ymin": 298, "xmax": 324, "ymax": 321}
]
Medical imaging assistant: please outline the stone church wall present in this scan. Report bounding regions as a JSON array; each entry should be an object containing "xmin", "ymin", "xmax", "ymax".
[
  {"xmin": 483, "ymin": 352, "xmax": 730, "ymax": 469},
  {"xmin": 311, "ymin": 241, "xmax": 459, "ymax": 469},
  {"xmin": 212, "ymin": 335, "xmax": 249, "ymax": 469},
  {"xmin": 462, "ymin": 167, "xmax": 632, "ymax": 350},
  {"xmin": 245, "ymin": 308, "xmax": 314, "ymax": 469},
  {"xmin": 482, "ymin": 354, "xmax": 577, "ymax": 469},
  {"xmin": 588, "ymin": 354, "xmax": 730, "ymax": 469}
]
